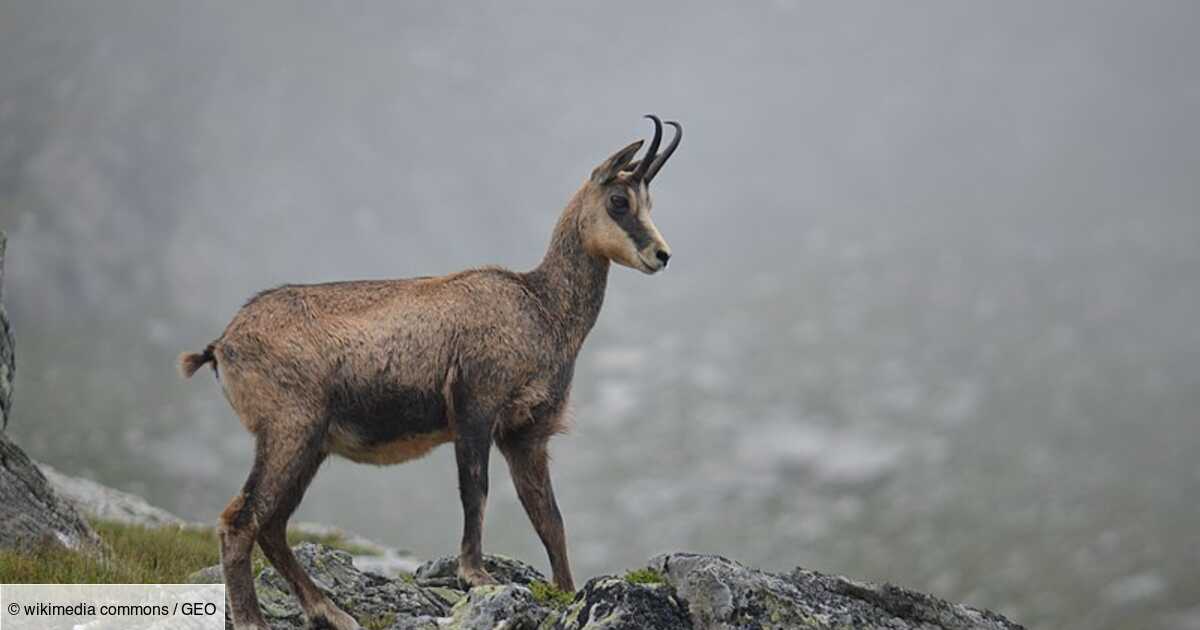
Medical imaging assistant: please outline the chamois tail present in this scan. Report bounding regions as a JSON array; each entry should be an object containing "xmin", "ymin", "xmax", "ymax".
[{"xmin": 178, "ymin": 344, "xmax": 217, "ymax": 378}]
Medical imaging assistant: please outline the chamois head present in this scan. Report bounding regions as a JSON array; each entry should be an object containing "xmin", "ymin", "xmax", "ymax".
[{"xmin": 580, "ymin": 115, "xmax": 681, "ymax": 275}]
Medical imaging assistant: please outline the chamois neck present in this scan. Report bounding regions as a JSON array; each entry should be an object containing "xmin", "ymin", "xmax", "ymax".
[{"xmin": 527, "ymin": 195, "xmax": 610, "ymax": 348}]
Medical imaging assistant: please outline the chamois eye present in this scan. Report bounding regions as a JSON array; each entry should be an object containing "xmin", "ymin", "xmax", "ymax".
[{"xmin": 609, "ymin": 195, "xmax": 629, "ymax": 213}]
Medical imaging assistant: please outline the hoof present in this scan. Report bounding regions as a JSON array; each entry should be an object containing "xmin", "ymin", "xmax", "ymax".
[
  {"xmin": 457, "ymin": 566, "xmax": 499, "ymax": 588},
  {"xmin": 307, "ymin": 604, "xmax": 361, "ymax": 630}
]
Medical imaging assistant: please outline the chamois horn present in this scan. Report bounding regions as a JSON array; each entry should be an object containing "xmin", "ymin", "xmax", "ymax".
[
  {"xmin": 632, "ymin": 114, "xmax": 664, "ymax": 182},
  {"xmin": 645, "ymin": 120, "xmax": 682, "ymax": 183}
]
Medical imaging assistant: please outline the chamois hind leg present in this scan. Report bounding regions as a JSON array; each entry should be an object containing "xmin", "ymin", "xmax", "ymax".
[
  {"xmin": 453, "ymin": 404, "xmax": 497, "ymax": 588},
  {"xmin": 498, "ymin": 433, "xmax": 574, "ymax": 592},
  {"xmin": 219, "ymin": 437, "xmax": 271, "ymax": 630},
  {"xmin": 220, "ymin": 422, "xmax": 346, "ymax": 630},
  {"xmin": 256, "ymin": 450, "xmax": 359, "ymax": 630}
]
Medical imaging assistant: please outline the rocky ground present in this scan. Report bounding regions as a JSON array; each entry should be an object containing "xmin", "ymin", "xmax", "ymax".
[{"xmin": 186, "ymin": 543, "xmax": 1023, "ymax": 630}]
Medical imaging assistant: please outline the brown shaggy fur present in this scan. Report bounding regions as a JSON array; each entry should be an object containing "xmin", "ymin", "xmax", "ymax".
[{"xmin": 181, "ymin": 120, "xmax": 679, "ymax": 630}]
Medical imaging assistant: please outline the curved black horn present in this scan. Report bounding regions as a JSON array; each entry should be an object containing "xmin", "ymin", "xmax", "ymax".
[
  {"xmin": 632, "ymin": 114, "xmax": 663, "ymax": 181},
  {"xmin": 645, "ymin": 120, "xmax": 682, "ymax": 183}
]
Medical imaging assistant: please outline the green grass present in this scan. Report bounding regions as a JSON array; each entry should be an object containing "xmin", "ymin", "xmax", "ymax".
[
  {"xmin": 529, "ymin": 580, "xmax": 575, "ymax": 609},
  {"xmin": 0, "ymin": 543, "xmax": 143, "ymax": 583},
  {"xmin": 624, "ymin": 567, "xmax": 666, "ymax": 585},
  {"xmin": 0, "ymin": 521, "xmax": 221, "ymax": 583},
  {"xmin": 0, "ymin": 519, "xmax": 377, "ymax": 584}
]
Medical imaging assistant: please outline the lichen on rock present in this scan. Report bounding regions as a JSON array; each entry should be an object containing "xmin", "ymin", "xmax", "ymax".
[
  {"xmin": 649, "ymin": 551, "xmax": 1024, "ymax": 630},
  {"xmin": 550, "ymin": 575, "xmax": 690, "ymax": 630},
  {"xmin": 446, "ymin": 583, "xmax": 552, "ymax": 629},
  {"xmin": 254, "ymin": 543, "xmax": 447, "ymax": 629}
]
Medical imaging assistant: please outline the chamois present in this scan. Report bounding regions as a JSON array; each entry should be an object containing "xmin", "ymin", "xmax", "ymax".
[{"xmin": 180, "ymin": 116, "xmax": 682, "ymax": 630}]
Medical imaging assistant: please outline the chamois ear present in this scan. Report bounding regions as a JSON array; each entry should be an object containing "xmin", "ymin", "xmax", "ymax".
[{"xmin": 591, "ymin": 140, "xmax": 643, "ymax": 184}]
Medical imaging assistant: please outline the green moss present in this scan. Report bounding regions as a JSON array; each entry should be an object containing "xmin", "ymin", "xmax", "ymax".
[
  {"xmin": 359, "ymin": 612, "xmax": 396, "ymax": 630},
  {"xmin": 0, "ymin": 519, "xmax": 378, "ymax": 584},
  {"xmin": 623, "ymin": 567, "xmax": 666, "ymax": 585},
  {"xmin": 529, "ymin": 580, "xmax": 575, "ymax": 609}
]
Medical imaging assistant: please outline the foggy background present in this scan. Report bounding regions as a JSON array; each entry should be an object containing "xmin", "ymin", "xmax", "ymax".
[{"xmin": 2, "ymin": 2, "xmax": 1198, "ymax": 628}]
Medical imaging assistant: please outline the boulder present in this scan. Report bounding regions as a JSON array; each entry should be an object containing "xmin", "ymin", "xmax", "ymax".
[
  {"xmin": 0, "ymin": 437, "xmax": 103, "ymax": 553},
  {"xmin": 549, "ymin": 575, "xmax": 690, "ymax": 630},
  {"xmin": 445, "ymin": 584, "xmax": 552, "ymax": 630},
  {"xmin": 649, "ymin": 552, "xmax": 1023, "ymax": 630}
]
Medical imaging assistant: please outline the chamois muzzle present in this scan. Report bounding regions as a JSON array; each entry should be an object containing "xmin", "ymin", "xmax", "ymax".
[{"xmin": 633, "ymin": 114, "xmax": 682, "ymax": 184}]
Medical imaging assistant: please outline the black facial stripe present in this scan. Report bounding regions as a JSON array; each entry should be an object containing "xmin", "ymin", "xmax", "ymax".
[
  {"xmin": 606, "ymin": 186, "xmax": 652, "ymax": 250},
  {"xmin": 614, "ymin": 211, "xmax": 652, "ymax": 249}
]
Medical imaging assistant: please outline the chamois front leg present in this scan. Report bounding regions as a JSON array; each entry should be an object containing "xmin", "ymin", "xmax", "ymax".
[
  {"xmin": 498, "ymin": 435, "xmax": 574, "ymax": 592},
  {"xmin": 454, "ymin": 414, "xmax": 497, "ymax": 588}
]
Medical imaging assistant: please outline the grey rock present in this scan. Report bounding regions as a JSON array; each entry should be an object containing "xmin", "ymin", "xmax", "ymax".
[
  {"xmin": 796, "ymin": 568, "xmax": 1022, "ymax": 630},
  {"xmin": 168, "ymin": 543, "xmax": 1027, "ymax": 630},
  {"xmin": 186, "ymin": 564, "xmax": 225, "ymax": 584},
  {"xmin": 446, "ymin": 584, "xmax": 552, "ymax": 630},
  {"xmin": 426, "ymin": 586, "xmax": 466, "ymax": 607},
  {"xmin": 650, "ymin": 552, "xmax": 1024, "ymax": 630},
  {"xmin": 0, "ymin": 435, "xmax": 103, "ymax": 553},
  {"xmin": 415, "ymin": 553, "xmax": 547, "ymax": 588},
  {"xmin": 190, "ymin": 543, "xmax": 447, "ymax": 629},
  {"xmin": 549, "ymin": 575, "xmax": 690, "ymax": 630},
  {"xmin": 386, "ymin": 616, "xmax": 442, "ymax": 630},
  {"xmin": 254, "ymin": 543, "xmax": 448, "ymax": 630}
]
